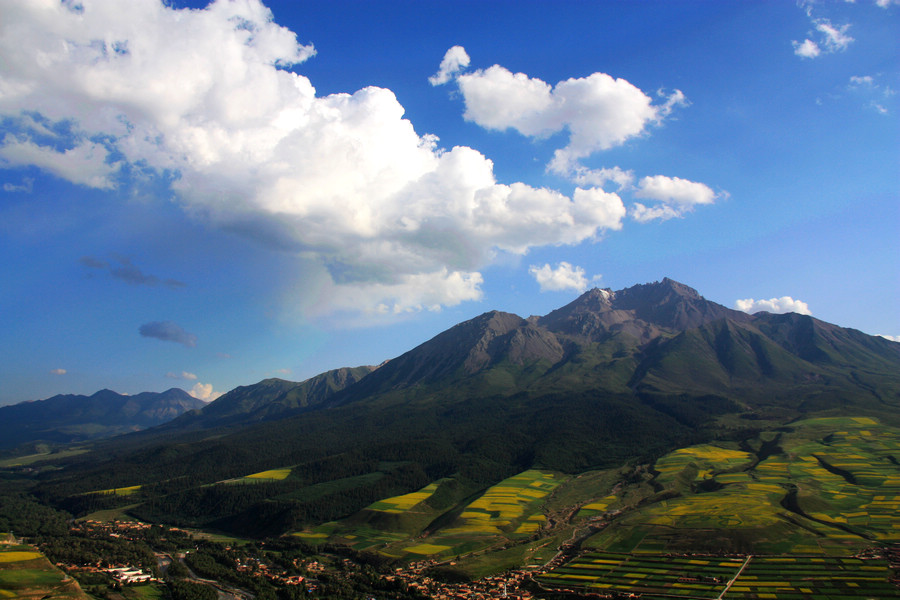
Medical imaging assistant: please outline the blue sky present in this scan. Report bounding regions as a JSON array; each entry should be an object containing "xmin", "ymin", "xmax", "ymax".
[{"xmin": 0, "ymin": 0, "xmax": 897, "ymax": 405}]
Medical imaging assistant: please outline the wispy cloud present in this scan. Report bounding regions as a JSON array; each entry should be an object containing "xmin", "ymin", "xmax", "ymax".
[
  {"xmin": 80, "ymin": 256, "xmax": 185, "ymax": 289},
  {"xmin": 50, "ymin": 368, "xmax": 66, "ymax": 375},
  {"xmin": 139, "ymin": 321, "xmax": 197, "ymax": 348},
  {"xmin": 3, "ymin": 177, "xmax": 33, "ymax": 193},
  {"xmin": 848, "ymin": 74, "xmax": 894, "ymax": 114},
  {"xmin": 166, "ymin": 371, "xmax": 198, "ymax": 381},
  {"xmin": 793, "ymin": 4, "xmax": 854, "ymax": 59}
]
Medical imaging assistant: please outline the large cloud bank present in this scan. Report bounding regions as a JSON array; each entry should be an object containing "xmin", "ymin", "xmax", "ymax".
[{"xmin": 0, "ymin": 0, "xmax": 632, "ymax": 315}]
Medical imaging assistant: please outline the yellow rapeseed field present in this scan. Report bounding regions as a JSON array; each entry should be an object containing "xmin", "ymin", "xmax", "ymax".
[{"xmin": 0, "ymin": 551, "xmax": 42, "ymax": 562}]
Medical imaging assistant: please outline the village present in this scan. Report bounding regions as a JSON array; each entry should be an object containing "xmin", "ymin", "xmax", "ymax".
[
  {"xmin": 46, "ymin": 519, "xmax": 566, "ymax": 599},
  {"xmin": 39, "ymin": 519, "xmax": 900, "ymax": 600}
]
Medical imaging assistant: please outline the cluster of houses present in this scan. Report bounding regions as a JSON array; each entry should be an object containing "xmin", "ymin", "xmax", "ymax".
[
  {"xmin": 108, "ymin": 566, "xmax": 155, "ymax": 584},
  {"xmin": 233, "ymin": 554, "xmax": 306, "ymax": 586},
  {"xmin": 386, "ymin": 559, "xmax": 537, "ymax": 600}
]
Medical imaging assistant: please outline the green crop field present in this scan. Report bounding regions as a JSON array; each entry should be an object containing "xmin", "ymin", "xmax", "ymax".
[
  {"xmin": 86, "ymin": 484, "xmax": 142, "ymax": 496},
  {"xmin": 245, "ymin": 467, "xmax": 292, "ymax": 480},
  {"xmin": 583, "ymin": 416, "xmax": 900, "ymax": 555},
  {"xmin": 367, "ymin": 480, "xmax": 442, "ymax": 513},
  {"xmin": 538, "ymin": 553, "xmax": 900, "ymax": 599},
  {"xmin": 439, "ymin": 470, "xmax": 561, "ymax": 537},
  {"xmin": 294, "ymin": 470, "xmax": 566, "ymax": 561},
  {"xmin": 722, "ymin": 556, "xmax": 899, "ymax": 599},
  {"xmin": 0, "ymin": 544, "xmax": 88, "ymax": 600}
]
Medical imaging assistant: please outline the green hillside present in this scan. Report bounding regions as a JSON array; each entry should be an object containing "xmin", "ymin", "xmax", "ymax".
[{"xmin": 2, "ymin": 279, "xmax": 899, "ymax": 585}]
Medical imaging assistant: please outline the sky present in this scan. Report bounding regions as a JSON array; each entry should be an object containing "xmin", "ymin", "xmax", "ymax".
[{"xmin": 0, "ymin": 0, "xmax": 898, "ymax": 406}]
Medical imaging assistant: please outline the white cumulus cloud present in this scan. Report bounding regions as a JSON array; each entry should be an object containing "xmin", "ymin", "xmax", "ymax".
[
  {"xmin": 429, "ymin": 45, "xmax": 470, "ymax": 86},
  {"xmin": 878, "ymin": 334, "xmax": 900, "ymax": 342},
  {"xmin": 189, "ymin": 382, "xmax": 222, "ymax": 402},
  {"xmin": 0, "ymin": 136, "xmax": 118, "ymax": 189},
  {"xmin": 433, "ymin": 47, "xmax": 686, "ymax": 176},
  {"xmin": 793, "ymin": 38, "xmax": 822, "ymax": 58},
  {"xmin": 734, "ymin": 297, "xmax": 812, "ymax": 315},
  {"xmin": 529, "ymin": 262, "xmax": 592, "ymax": 293},
  {"xmin": 0, "ymin": 1, "xmax": 631, "ymax": 316},
  {"xmin": 631, "ymin": 175, "xmax": 719, "ymax": 222}
]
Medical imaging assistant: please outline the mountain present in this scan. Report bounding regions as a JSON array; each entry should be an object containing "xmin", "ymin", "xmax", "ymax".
[
  {"xmin": 0, "ymin": 388, "xmax": 206, "ymax": 450},
  {"xmin": 160, "ymin": 366, "xmax": 376, "ymax": 431},
  {"xmin": 326, "ymin": 277, "xmax": 899, "ymax": 412},
  {"xmin": 18, "ymin": 278, "xmax": 900, "ymax": 539}
]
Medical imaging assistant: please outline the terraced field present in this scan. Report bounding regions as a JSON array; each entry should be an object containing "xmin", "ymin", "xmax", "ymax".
[
  {"xmin": 585, "ymin": 416, "xmax": 900, "ymax": 555},
  {"xmin": 540, "ymin": 417, "xmax": 900, "ymax": 597},
  {"xmin": 538, "ymin": 552, "xmax": 900, "ymax": 599},
  {"xmin": 439, "ymin": 470, "xmax": 560, "ymax": 537},
  {"xmin": 723, "ymin": 556, "xmax": 899, "ymax": 599},
  {"xmin": 294, "ymin": 470, "xmax": 565, "ymax": 560}
]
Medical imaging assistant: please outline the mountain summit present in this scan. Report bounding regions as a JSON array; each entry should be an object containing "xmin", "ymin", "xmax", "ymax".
[
  {"xmin": 538, "ymin": 278, "xmax": 744, "ymax": 343},
  {"xmin": 180, "ymin": 278, "xmax": 900, "ymax": 426}
]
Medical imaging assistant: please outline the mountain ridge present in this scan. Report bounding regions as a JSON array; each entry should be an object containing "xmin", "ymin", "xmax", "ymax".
[
  {"xmin": 0, "ymin": 387, "xmax": 206, "ymax": 450},
  {"xmin": 20, "ymin": 278, "xmax": 900, "ymax": 541},
  {"xmin": 173, "ymin": 278, "xmax": 900, "ymax": 424}
]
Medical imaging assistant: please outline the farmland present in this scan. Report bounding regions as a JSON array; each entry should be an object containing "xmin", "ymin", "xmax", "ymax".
[
  {"xmin": 539, "ymin": 416, "xmax": 900, "ymax": 597},
  {"xmin": 294, "ymin": 470, "xmax": 567, "ymax": 564},
  {"xmin": 87, "ymin": 484, "xmax": 142, "ymax": 496},
  {"xmin": 537, "ymin": 552, "xmax": 900, "ymax": 599},
  {"xmin": 581, "ymin": 416, "xmax": 900, "ymax": 555},
  {"xmin": 438, "ymin": 470, "xmax": 560, "ymax": 537},
  {"xmin": 0, "ymin": 543, "xmax": 88, "ymax": 600}
]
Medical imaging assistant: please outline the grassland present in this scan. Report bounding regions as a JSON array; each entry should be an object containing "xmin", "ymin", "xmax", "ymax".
[
  {"xmin": 80, "ymin": 504, "xmax": 143, "ymax": 523},
  {"xmin": 0, "ymin": 447, "xmax": 89, "ymax": 468},
  {"xmin": 0, "ymin": 543, "xmax": 88, "ymax": 600}
]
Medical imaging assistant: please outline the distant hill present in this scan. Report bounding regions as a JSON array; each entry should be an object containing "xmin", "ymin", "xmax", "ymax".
[
  {"xmin": 160, "ymin": 366, "xmax": 376, "ymax": 431},
  {"xmin": 0, "ymin": 388, "xmax": 206, "ymax": 449},
  {"xmin": 19, "ymin": 278, "xmax": 900, "ymax": 542}
]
